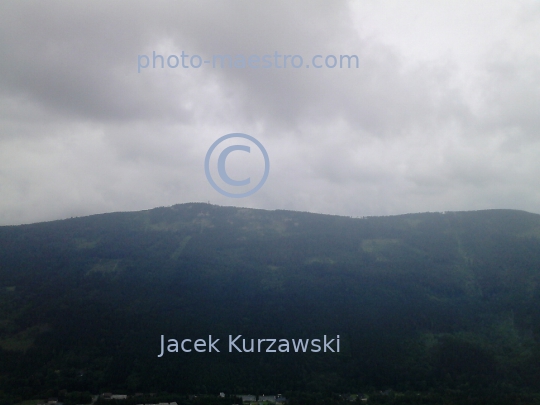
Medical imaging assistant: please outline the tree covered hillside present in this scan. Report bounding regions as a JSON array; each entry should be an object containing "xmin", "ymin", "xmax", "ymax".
[{"xmin": 1, "ymin": 204, "xmax": 540, "ymax": 399}]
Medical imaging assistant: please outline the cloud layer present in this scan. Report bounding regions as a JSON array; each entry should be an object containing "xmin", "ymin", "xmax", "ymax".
[{"xmin": 1, "ymin": 0, "xmax": 539, "ymax": 225}]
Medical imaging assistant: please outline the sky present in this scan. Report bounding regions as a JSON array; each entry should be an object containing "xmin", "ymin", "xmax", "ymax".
[{"xmin": 1, "ymin": 0, "xmax": 539, "ymax": 225}]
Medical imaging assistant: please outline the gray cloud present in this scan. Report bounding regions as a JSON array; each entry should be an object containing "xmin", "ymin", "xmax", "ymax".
[{"xmin": 0, "ymin": 0, "xmax": 539, "ymax": 225}]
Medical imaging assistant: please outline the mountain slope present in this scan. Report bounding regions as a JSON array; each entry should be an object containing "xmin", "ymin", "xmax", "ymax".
[{"xmin": 1, "ymin": 204, "xmax": 540, "ymax": 397}]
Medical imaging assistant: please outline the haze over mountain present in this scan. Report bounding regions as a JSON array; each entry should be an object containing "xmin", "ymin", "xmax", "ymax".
[
  {"xmin": 2, "ymin": 1, "xmax": 540, "ymax": 225},
  {"xmin": 1, "ymin": 203, "xmax": 540, "ymax": 400}
]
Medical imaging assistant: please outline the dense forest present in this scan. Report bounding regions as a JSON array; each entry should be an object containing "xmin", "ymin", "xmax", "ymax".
[{"xmin": 1, "ymin": 204, "xmax": 540, "ymax": 403}]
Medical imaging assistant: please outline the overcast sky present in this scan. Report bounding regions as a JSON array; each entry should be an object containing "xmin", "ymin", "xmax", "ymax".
[{"xmin": 1, "ymin": 0, "xmax": 539, "ymax": 225}]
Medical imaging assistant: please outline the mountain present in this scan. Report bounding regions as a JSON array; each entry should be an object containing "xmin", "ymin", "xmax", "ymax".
[{"xmin": 1, "ymin": 204, "xmax": 540, "ymax": 400}]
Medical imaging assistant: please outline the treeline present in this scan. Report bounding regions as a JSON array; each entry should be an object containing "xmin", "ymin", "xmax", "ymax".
[{"xmin": 0, "ymin": 205, "xmax": 540, "ymax": 399}]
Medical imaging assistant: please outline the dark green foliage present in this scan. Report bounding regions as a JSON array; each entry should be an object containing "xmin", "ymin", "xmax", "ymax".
[
  {"xmin": 1, "ymin": 204, "xmax": 540, "ymax": 399},
  {"xmin": 63, "ymin": 391, "xmax": 92, "ymax": 405}
]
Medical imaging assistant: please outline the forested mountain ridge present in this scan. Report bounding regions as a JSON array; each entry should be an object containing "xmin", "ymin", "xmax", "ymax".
[{"xmin": 1, "ymin": 204, "xmax": 540, "ymax": 399}]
